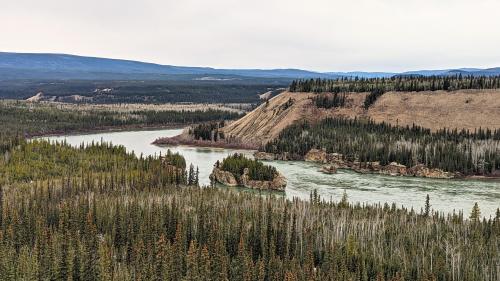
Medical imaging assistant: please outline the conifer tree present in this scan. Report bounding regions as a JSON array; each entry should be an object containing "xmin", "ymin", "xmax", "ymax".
[
  {"xmin": 72, "ymin": 241, "xmax": 82, "ymax": 281},
  {"xmin": 199, "ymin": 245, "xmax": 212, "ymax": 281},
  {"xmin": 470, "ymin": 202, "xmax": 481, "ymax": 222},
  {"xmin": 188, "ymin": 164, "xmax": 195, "ymax": 186},
  {"xmin": 194, "ymin": 167, "xmax": 200, "ymax": 186},
  {"xmin": 155, "ymin": 234, "xmax": 169, "ymax": 281},
  {"xmin": 58, "ymin": 233, "xmax": 70, "ymax": 281},
  {"xmin": 184, "ymin": 240, "xmax": 200, "ymax": 281},
  {"xmin": 82, "ymin": 213, "xmax": 99, "ymax": 281},
  {"xmin": 424, "ymin": 194, "xmax": 431, "ymax": 217},
  {"xmin": 98, "ymin": 241, "xmax": 113, "ymax": 281}
]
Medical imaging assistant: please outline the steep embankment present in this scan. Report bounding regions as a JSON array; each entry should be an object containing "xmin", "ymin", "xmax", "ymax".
[
  {"xmin": 222, "ymin": 91, "xmax": 366, "ymax": 146},
  {"xmin": 223, "ymin": 89, "xmax": 500, "ymax": 146}
]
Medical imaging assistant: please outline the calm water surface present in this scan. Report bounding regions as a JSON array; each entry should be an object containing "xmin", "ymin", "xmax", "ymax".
[{"xmin": 44, "ymin": 128, "xmax": 500, "ymax": 218}]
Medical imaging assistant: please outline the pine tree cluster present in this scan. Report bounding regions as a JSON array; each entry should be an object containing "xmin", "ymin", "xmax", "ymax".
[
  {"xmin": 188, "ymin": 121, "xmax": 226, "ymax": 142},
  {"xmin": 219, "ymin": 153, "xmax": 278, "ymax": 181},
  {"xmin": 312, "ymin": 93, "xmax": 347, "ymax": 109},
  {"xmin": 264, "ymin": 118, "xmax": 500, "ymax": 175},
  {"xmin": 289, "ymin": 75, "xmax": 500, "ymax": 93}
]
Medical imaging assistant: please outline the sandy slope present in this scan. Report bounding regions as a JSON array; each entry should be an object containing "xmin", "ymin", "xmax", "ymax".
[
  {"xmin": 368, "ymin": 89, "xmax": 500, "ymax": 131},
  {"xmin": 222, "ymin": 90, "xmax": 500, "ymax": 146},
  {"xmin": 222, "ymin": 91, "xmax": 366, "ymax": 146}
]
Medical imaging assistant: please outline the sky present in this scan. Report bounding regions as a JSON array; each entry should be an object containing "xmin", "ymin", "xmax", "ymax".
[{"xmin": 1, "ymin": 0, "xmax": 499, "ymax": 72}]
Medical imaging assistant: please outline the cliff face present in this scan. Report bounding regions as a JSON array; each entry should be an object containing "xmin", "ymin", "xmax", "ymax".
[
  {"xmin": 210, "ymin": 167, "xmax": 287, "ymax": 191},
  {"xmin": 222, "ymin": 89, "xmax": 500, "ymax": 147},
  {"xmin": 210, "ymin": 168, "xmax": 238, "ymax": 186}
]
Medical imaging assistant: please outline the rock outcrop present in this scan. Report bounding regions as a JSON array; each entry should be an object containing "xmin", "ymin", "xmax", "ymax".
[
  {"xmin": 304, "ymin": 149, "xmax": 328, "ymax": 163},
  {"xmin": 320, "ymin": 165, "xmax": 337, "ymax": 174},
  {"xmin": 408, "ymin": 164, "xmax": 454, "ymax": 179},
  {"xmin": 379, "ymin": 162, "xmax": 408, "ymax": 176},
  {"xmin": 210, "ymin": 167, "xmax": 286, "ymax": 191},
  {"xmin": 253, "ymin": 151, "xmax": 276, "ymax": 161},
  {"xmin": 300, "ymin": 148, "xmax": 456, "ymax": 179},
  {"xmin": 26, "ymin": 92, "xmax": 45, "ymax": 102},
  {"xmin": 209, "ymin": 168, "xmax": 238, "ymax": 186},
  {"xmin": 240, "ymin": 168, "xmax": 287, "ymax": 191}
]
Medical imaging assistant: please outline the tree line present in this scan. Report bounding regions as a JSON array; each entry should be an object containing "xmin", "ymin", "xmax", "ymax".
[
  {"xmin": 289, "ymin": 75, "xmax": 500, "ymax": 93},
  {"xmin": 0, "ymin": 101, "xmax": 243, "ymax": 138},
  {"xmin": 264, "ymin": 118, "xmax": 500, "ymax": 175},
  {"xmin": 0, "ymin": 101, "xmax": 243, "ymax": 158},
  {"xmin": 291, "ymin": 75, "xmax": 500, "ymax": 109}
]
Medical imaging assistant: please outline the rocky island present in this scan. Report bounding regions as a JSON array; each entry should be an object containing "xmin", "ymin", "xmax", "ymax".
[{"xmin": 210, "ymin": 153, "xmax": 286, "ymax": 191}]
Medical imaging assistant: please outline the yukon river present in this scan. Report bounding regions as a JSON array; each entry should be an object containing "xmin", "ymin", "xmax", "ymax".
[{"xmin": 44, "ymin": 128, "xmax": 500, "ymax": 218}]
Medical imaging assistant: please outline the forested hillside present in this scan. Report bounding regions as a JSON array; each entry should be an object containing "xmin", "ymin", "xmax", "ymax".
[
  {"xmin": 0, "ymin": 79, "xmax": 287, "ymax": 104},
  {"xmin": 264, "ymin": 118, "xmax": 500, "ymax": 176},
  {"xmin": 0, "ymin": 100, "xmax": 242, "ymax": 138}
]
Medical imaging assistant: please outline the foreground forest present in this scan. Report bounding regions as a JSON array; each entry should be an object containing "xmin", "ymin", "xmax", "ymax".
[{"xmin": 0, "ymin": 140, "xmax": 498, "ymax": 281}]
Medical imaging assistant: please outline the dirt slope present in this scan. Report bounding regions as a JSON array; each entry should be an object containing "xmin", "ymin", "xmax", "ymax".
[
  {"xmin": 368, "ymin": 89, "xmax": 500, "ymax": 131},
  {"xmin": 222, "ymin": 91, "xmax": 366, "ymax": 146},
  {"xmin": 222, "ymin": 90, "xmax": 500, "ymax": 146}
]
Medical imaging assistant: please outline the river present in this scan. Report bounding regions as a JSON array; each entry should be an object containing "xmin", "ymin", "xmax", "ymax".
[{"xmin": 44, "ymin": 128, "xmax": 500, "ymax": 218}]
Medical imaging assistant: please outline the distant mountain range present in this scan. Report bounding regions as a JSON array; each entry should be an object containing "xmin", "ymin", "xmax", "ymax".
[{"xmin": 1, "ymin": 52, "xmax": 499, "ymax": 80}]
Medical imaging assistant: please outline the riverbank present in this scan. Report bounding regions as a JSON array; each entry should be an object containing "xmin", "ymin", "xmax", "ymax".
[
  {"xmin": 254, "ymin": 150, "xmax": 500, "ymax": 181},
  {"xmin": 153, "ymin": 131, "xmax": 259, "ymax": 150},
  {"xmin": 152, "ymin": 133, "xmax": 500, "ymax": 181}
]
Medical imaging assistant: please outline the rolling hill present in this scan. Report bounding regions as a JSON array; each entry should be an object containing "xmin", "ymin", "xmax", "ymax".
[
  {"xmin": 0, "ymin": 52, "xmax": 339, "ymax": 80},
  {"xmin": 1, "ymin": 52, "xmax": 499, "ymax": 80}
]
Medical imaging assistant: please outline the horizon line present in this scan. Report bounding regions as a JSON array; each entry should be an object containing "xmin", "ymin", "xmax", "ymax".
[{"xmin": 1, "ymin": 50, "xmax": 498, "ymax": 74}]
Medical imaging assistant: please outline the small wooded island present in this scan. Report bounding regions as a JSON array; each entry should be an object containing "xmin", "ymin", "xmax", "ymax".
[{"xmin": 210, "ymin": 153, "xmax": 287, "ymax": 191}]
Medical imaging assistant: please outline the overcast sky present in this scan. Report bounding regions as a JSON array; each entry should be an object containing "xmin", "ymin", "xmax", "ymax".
[{"xmin": 1, "ymin": 0, "xmax": 499, "ymax": 72}]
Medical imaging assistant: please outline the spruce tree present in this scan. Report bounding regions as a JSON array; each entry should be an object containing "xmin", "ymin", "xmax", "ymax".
[
  {"xmin": 184, "ymin": 240, "xmax": 200, "ymax": 281},
  {"xmin": 424, "ymin": 194, "xmax": 431, "ymax": 217},
  {"xmin": 470, "ymin": 202, "xmax": 481, "ymax": 222}
]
